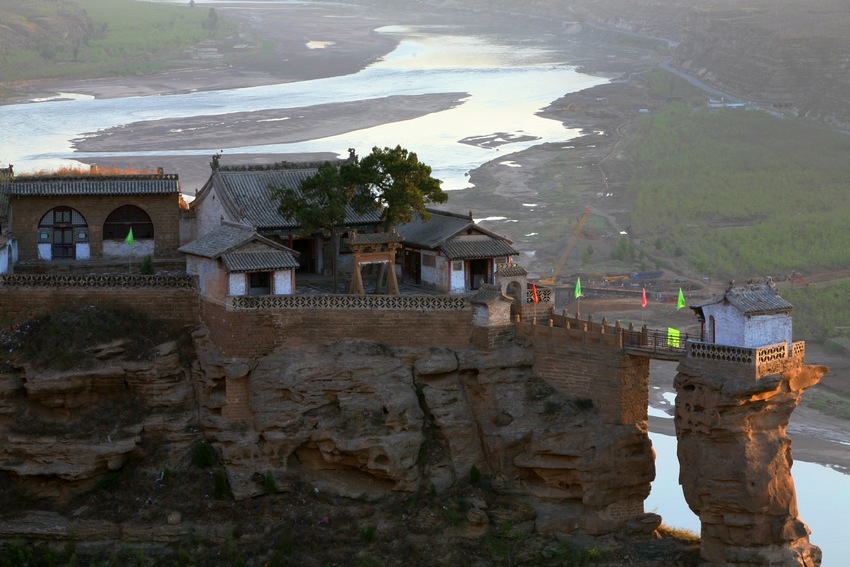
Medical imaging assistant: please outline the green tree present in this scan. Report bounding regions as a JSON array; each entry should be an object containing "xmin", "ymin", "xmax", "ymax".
[
  {"xmin": 273, "ymin": 161, "xmax": 357, "ymax": 292},
  {"xmin": 349, "ymin": 145, "xmax": 447, "ymax": 293},
  {"xmin": 352, "ymin": 145, "xmax": 447, "ymax": 230}
]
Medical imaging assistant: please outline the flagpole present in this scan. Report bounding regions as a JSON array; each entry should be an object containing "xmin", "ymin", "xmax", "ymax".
[
  {"xmin": 574, "ymin": 276, "xmax": 581, "ymax": 317},
  {"xmin": 125, "ymin": 227, "xmax": 135, "ymax": 274}
]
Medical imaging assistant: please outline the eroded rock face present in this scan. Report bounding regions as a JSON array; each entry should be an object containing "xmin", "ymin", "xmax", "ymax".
[
  {"xmin": 675, "ymin": 356, "xmax": 828, "ymax": 566},
  {"xmin": 193, "ymin": 335, "xmax": 657, "ymax": 537},
  {"xmin": 1, "ymin": 329, "xmax": 659, "ymax": 540},
  {"xmin": 0, "ymin": 340, "xmax": 200, "ymax": 502}
]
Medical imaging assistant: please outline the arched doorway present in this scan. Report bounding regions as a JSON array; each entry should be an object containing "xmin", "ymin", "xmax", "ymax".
[{"xmin": 37, "ymin": 207, "xmax": 88, "ymax": 260}]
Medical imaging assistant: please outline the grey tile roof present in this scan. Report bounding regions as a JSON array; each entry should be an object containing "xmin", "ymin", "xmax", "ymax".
[
  {"xmin": 396, "ymin": 209, "xmax": 518, "ymax": 260},
  {"xmin": 497, "ymin": 264, "xmax": 528, "ymax": 277},
  {"xmin": 440, "ymin": 235, "xmax": 519, "ymax": 260},
  {"xmin": 179, "ymin": 223, "xmax": 257, "ymax": 258},
  {"xmin": 395, "ymin": 209, "xmax": 476, "ymax": 249},
  {"xmin": 8, "ymin": 175, "xmax": 180, "ymax": 196},
  {"xmin": 469, "ymin": 284, "xmax": 512, "ymax": 305},
  {"xmin": 222, "ymin": 250, "xmax": 299, "ymax": 272},
  {"xmin": 698, "ymin": 283, "xmax": 793, "ymax": 315},
  {"xmin": 348, "ymin": 231, "xmax": 403, "ymax": 246},
  {"xmin": 207, "ymin": 167, "xmax": 383, "ymax": 231}
]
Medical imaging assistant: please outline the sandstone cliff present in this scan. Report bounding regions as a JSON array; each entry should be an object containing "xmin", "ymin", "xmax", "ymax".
[
  {"xmin": 675, "ymin": 354, "xmax": 828, "ymax": 566},
  {"xmin": 192, "ymin": 330, "xmax": 658, "ymax": 538},
  {"xmin": 0, "ymin": 321, "xmax": 667, "ymax": 563}
]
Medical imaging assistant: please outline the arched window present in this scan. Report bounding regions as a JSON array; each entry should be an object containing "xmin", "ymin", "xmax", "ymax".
[
  {"xmin": 38, "ymin": 206, "xmax": 88, "ymax": 259},
  {"xmin": 103, "ymin": 205, "xmax": 154, "ymax": 240}
]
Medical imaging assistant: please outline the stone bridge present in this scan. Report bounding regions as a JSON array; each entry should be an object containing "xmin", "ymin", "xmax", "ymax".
[{"xmin": 516, "ymin": 308, "xmax": 825, "ymax": 567}]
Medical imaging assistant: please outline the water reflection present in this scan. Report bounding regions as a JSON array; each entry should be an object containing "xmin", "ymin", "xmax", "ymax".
[
  {"xmin": 2, "ymin": 25, "xmax": 606, "ymax": 190},
  {"xmin": 648, "ymin": 432, "xmax": 850, "ymax": 566}
]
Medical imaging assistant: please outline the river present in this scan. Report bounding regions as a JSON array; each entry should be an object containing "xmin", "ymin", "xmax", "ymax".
[
  {"xmin": 1, "ymin": 4, "xmax": 848, "ymax": 563},
  {"xmin": 1, "ymin": 19, "xmax": 606, "ymax": 190}
]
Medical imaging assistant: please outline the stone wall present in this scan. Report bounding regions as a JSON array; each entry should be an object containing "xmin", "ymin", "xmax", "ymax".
[
  {"xmin": 200, "ymin": 297, "xmax": 475, "ymax": 357},
  {"xmin": 518, "ymin": 313, "xmax": 649, "ymax": 425},
  {"xmin": 0, "ymin": 275, "xmax": 200, "ymax": 328},
  {"xmin": 10, "ymin": 194, "xmax": 181, "ymax": 261}
]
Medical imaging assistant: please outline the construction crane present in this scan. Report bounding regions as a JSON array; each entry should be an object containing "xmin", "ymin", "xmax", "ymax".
[{"xmin": 539, "ymin": 207, "xmax": 591, "ymax": 286}]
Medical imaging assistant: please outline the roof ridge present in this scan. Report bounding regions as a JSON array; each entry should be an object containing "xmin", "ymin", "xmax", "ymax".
[{"xmin": 13, "ymin": 174, "xmax": 179, "ymax": 181}]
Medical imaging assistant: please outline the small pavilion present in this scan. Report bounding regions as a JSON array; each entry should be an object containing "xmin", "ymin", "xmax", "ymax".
[{"xmin": 346, "ymin": 230, "xmax": 403, "ymax": 295}]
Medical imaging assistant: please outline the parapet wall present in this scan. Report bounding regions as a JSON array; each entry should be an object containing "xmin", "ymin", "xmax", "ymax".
[
  {"xmin": 517, "ymin": 310, "xmax": 649, "ymax": 425},
  {"xmin": 203, "ymin": 294, "xmax": 476, "ymax": 357},
  {"xmin": 0, "ymin": 274, "xmax": 200, "ymax": 328},
  {"xmin": 687, "ymin": 340, "xmax": 806, "ymax": 379}
]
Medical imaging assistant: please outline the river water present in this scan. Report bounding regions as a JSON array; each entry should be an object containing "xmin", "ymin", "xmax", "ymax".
[
  {"xmin": 648, "ymin": 416, "xmax": 850, "ymax": 566},
  {"xmin": 1, "ymin": 21, "xmax": 605, "ymax": 190},
  {"xmin": 2, "ymin": 4, "xmax": 849, "ymax": 563}
]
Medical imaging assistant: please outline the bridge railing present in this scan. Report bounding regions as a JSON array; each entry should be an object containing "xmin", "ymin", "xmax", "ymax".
[{"xmin": 621, "ymin": 326, "xmax": 692, "ymax": 357}]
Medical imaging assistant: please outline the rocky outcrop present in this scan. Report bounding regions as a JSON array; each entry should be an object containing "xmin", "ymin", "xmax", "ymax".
[
  {"xmin": 0, "ymin": 323, "xmax": 660, "ymax": 540},
  {"xmin": 0, "ymin": 339, "xmax": 200, "ymax": 502},
  {"xmin": 192, "ymin": 332, "xmax": 659, "ymax": 537},
  {"xmin": 674, "ymin": 354, "xmax": 828, "ymax": 566}
]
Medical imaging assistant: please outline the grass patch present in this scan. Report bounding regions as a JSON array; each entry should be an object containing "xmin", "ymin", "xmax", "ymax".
[
  {"xmin": 627, "ymin": 101, "xmax": 850, "ymax": 279},
  {"xmin": 1, "ymin": 305, "xmax": 174, "ymax": 371},
  {"xmin": 0, "ymin": 0, "xmax": 239, "ymax": 84},
  {"xmin": 657, "ymin": 523, "xmax": 700, "ymax": 543},
  {"xmin": 781, "ymin": 279, "xmax": 850, "ymax": 341},
  {"xmin": 803, "ymin": 388, "xmax": 850, "ymax": 420}
]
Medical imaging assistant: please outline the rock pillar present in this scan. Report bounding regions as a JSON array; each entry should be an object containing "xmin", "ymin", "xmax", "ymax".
[{"xmin": 674, "ymin": 343, "xmax": 827, "ymax": 566}]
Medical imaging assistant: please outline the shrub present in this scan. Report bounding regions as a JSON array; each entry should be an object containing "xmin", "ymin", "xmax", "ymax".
[
  {"xmin": 213, "ymin": 469, "xmax": 229, "ymax": 499},
  {"xmin": 359, "ymin": 526, "xmax": 376, "ymax": 544},
  {"xmin": 469, "ymin": 464, "xmax": 481, "ymax": 485},
  {"xmin": 192, "ymin": 441, "xmax": 217, "ymax": 469},
  {"xmin": 263, "ymin": 471, "xmax": 277, "ymax": 495},
  {"xmin": 140, "ymin": 255, "xmax": 154, "ymax": 274}
]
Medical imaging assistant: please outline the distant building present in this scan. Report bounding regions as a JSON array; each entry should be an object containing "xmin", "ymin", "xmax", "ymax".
[
  {"xmin": 690, "ymin": 280, "xmax": 793, "ymax": 351},
  {"xmin": 188, "ymin": 160, "xmax": 382, "ymax": 275},
  {"xmin": 5, "ymin": 172, "xmax": 183, "ymax": 264},
  {"xmin": 395, "ymin": 208, "xmax": 519, "ymax": 293},
  {"xmin": 179, "ymin": 221, "xmax": 299, "ymax": 301}
]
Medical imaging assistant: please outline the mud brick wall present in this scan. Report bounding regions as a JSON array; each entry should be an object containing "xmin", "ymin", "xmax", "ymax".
[
  {"xmin": 201, "ymin": 300, "xmax": 475, "ymax": 357},
  {"xmin": 0, "ymin": 288, "xmax": 200, "ymax": 329},
  {"xmin": 10, "ymin": 194, "xmax": 181, "ymax": 260},
  {"xmin": 523, "ymin": 323, "xmax": 649, "ymax": 425}
]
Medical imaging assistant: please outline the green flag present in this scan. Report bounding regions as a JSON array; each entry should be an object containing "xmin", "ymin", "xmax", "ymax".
[
  {"xmin": 668, "ymin": 327, "xmax": 680, "ymax": 348},
  {"xmin": 677, "ymin": 288, "xmax": 686, "ymax": 310},
  {"xmin": 125, "ymin": 227, "xmax": 135, "ymax": 247},
  {"xmin": 574, "ymin": 276, "xmax": 581, "ymax": 299}
]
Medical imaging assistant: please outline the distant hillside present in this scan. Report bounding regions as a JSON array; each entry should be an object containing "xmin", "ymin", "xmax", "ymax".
[
  {"xmin": 0, "ymin": 0, "xmax": 235, "ymax": 85},
  {"xmin": 0, "ymin": 0, "xmax": 90, "ymax": 54},
  {"xmin": 450, "ymin": 0, "xmax": 850, "ymax": 129}
]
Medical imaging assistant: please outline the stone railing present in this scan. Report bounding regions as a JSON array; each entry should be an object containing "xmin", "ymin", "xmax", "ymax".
[
  {"xmin": 227, "ymin": 294, "xmax": 470, "ymax": 311},
  {"xmin": 0, "ymin": 273, "xmax": 197, "ymax": 289},
  {"xmin": 688, "ymin": 342, "xmax": 756, "ymax": 364},
  {"xmin": 687, "ymin": 341, "xmax": 802, "ymax": 374},
  {"xmin": 526, "ymin": 286, "xmax": 552, "ymax": 304}
]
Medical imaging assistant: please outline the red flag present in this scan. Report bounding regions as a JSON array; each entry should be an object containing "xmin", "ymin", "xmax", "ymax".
[
  {"xmin": 641, "ymin": 287, "xmax": 647, "ymax": 309},
  {"xmin": 532, "ymin": 283, "xmax": 539, "ymax": 304}
]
